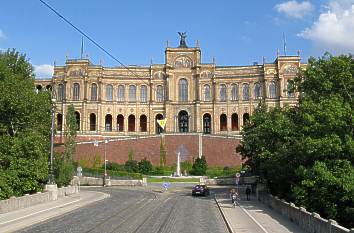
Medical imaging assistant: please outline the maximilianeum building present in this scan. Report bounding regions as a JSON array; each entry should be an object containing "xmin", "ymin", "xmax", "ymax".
[{"xmin": 35, "ymin": 38, "xmax": 305, "ymax": 141}]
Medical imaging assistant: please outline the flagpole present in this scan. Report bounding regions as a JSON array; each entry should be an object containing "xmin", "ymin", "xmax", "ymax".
[
  {"xmin": 283, "ymin": 32, "xmax": 287, "ymax": 56},
  {"xmin": 80, "ymin": 37, "xmax": 84, "ymax": 59}
]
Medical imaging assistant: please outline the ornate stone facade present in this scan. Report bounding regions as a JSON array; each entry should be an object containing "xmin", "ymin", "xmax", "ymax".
[{"xmin": 35, "ymin": 44, "xmax": 305, "ymax": 139}]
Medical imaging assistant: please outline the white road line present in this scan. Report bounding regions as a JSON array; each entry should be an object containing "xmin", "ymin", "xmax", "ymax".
[
  {"xmin": 236, "ymin": 201, "xmax": 270, "ymax": 233},
  {"xmin": 0, "ymin": 198, "xmax": 81, "ymax": 225}
]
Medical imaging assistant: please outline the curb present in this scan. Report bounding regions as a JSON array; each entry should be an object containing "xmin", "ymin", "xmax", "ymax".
[{"xmin": 214, "ymin": 195, "xmax": 235, "ymax": 233}]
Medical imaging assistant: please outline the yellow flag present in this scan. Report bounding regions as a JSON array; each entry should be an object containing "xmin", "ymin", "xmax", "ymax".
[{"xmin": 157, "ymin": 118, "xmax": 167, "ymax": 129}]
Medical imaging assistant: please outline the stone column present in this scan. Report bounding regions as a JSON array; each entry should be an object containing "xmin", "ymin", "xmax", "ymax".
[{"xmin": 84, "ymin": 79, "xmax": 88, "ymax": 101}]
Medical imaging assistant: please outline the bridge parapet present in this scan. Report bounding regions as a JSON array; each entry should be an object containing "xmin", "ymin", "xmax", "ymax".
[{"xmin": 257, "ymin": 188, "xmax": 352, "ymax": 233}]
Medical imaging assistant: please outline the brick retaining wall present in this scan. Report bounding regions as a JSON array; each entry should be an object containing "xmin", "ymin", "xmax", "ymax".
[{"xmin": 69, "ymin": 134, "xmax": 241, "ymax": 167}]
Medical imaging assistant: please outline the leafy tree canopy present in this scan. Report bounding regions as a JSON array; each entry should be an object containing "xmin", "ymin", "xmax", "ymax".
[
  {"xmin": 0, "ymin": 49, "xmax": 51, "ymax": 198},
  {"xmin": 237, "ymin": 54, "xmax": 354, "ymax": 227}
]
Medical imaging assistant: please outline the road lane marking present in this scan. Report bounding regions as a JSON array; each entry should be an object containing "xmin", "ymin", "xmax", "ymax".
[
  {"xmin": 236, "ymin": 201, "xmax": 270, "ymax": 233},
  {"xmin": 0, "ymin": 198, "xmax": 81, "ymax": 225}
]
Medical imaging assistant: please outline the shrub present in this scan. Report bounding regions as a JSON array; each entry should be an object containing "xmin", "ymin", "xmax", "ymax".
[
  {"xmin": 82, "ymin": 168, "xmax": 142, "ymax": 179},
  {"xmin": 106, "ymin": 161, "xmax": 125, "ymax": 171},
  {"xmin": 191, "ymin": 156, "xmax": 207, "ymax": 175},
  {"xmin": 138, "ymin": 158, "xmax": 153, "ymax": 174},
  {"xmin": 124, "ymin": 160, "xmax": 139, "ymax": 173}
]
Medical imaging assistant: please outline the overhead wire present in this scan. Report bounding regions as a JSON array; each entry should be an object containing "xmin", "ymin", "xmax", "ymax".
[{"xmin": 38, "ymin": 0, "xmax": 163, "ymax": 94}]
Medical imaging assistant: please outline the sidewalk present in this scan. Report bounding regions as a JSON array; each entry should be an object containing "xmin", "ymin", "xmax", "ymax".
[
  {"xmin": 0, "ymin": 190, "xmax": 109, "ymax": 233},
  {"xmin": 215, "ymin": 193, "xmax": 305, "ymax": 233}
]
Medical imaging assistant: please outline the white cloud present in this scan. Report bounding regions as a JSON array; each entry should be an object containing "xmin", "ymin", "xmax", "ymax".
[
  {"xmin": 299, "ymin": 1, "xmax": 354, "ymax": 53},
  {"xmin": 34, "ymin": 64, "xmax": 54, "ymax": 79},
  {"xmin": 0, "ymin": 29, "xmax": 6, "ymax": 39},
  {"xmin": 275, "ymin": 1, "xmax": 314, "ymax": 19}
]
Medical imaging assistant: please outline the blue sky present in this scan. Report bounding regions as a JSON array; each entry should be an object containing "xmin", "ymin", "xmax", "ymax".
[{"xmin": 0, "ymin": 0, "xmax": 353, "ymax": 78}]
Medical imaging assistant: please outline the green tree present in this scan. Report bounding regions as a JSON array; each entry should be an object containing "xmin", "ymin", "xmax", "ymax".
[
  {"xmin": 237, "ymin": 54, "xmax": 354, "ymax": 227},
  {"xmin": 138, "ymin": 158, "xmax": 153, "ymax": 174},
  {"xmin": 293, "ymin": 160, "xmax": 354, "ymax": 227},
  {"xmin": 159, "ymin": 139, "xmax": 166, "ymax": 167},
  {"xmin": 128, "ymin": 149, "xmax": 134, "ymax": 161},
  {"xmin": 0, "ymin": 49, "xmax": 51, "ymax": 198},
  {"xmin": 54, "ymin": 104, "xmax": 76, "ymax": 187},
  {"xmin": 237, "ymin": 103, "xmax": 300, "ymax": 197},
  {"xmin": 191, "ymin": 156, "xmax": 208, "ymax": 175},
  {"xmin": 181, "ymin": 161, "xmax": 193, "ymax": 174}
]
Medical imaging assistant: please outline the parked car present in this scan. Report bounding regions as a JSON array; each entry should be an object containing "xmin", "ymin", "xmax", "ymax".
[{"xmin": 192, "ymin": 184, "xmax": 210, "ymax": 196}]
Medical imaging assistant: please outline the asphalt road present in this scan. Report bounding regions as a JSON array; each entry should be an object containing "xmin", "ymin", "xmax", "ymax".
[{"xmin": 19, "ymin": 185, "xmax": 229, "ymax": 233}]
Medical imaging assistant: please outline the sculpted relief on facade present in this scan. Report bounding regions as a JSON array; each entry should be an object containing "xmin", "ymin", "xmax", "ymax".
[{"xmin": 174, "ymin": 56, "xmax": 193, "ymax": 68}]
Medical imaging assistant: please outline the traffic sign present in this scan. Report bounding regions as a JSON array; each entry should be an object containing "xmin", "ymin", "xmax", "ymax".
[
  {"xmin": 162, "ymin": 182, "xmax": 170, "ymax": 190},
  {"xmin": 236, "ymin": 172, "xmax": 240, "ymax": 178}
]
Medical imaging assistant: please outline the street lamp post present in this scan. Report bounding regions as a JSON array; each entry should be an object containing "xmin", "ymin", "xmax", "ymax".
[
  {"xmin": 48, "ymin": 96, "xmax": 56, "ymax": 184},
  {"xmin": 94, "ymin": 139, "xmax": 108, "ymax": 187},
  {"xmin": 104, "ymin": 139, "xmax": 108, "ymax": 186}
]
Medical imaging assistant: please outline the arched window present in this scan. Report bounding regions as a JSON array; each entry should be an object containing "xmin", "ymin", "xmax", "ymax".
[
  {"xmin": 75, "ymin": 111, "xmax": 80, "ymax": 131},
  {"xmin": 90, "ymin": 113, "xmax": 96, "ymax": 131},
  {"xmin": 204, "ymin": 85, "xmax": 211, "ymax": 101},
  {"xmin": 269, "ymin": 81, "xmax": 277, "ymax": 99},
  {"xmin": 220, "ymin": 84, "xmax": 227, "ymax": 102},
  {"xmin": 73, "ymin": 83, "xmax": 80, "ymax": 100},
  {"xmin": 156, "ymin": 114, "xmax": 163, "ymax": 134},
  {"xmin": 254, "ymin": 83, "xmax": 262, "ymax": 99},
  {"xmin": 58, "ymin": 84, "xmax": 64, "ymax": 101},
  {"xmin": 117, "ymin": 85, "xmax": 125, "ymax": 102},
  {"xmin": 156, "ymin": 85, "xmax": 164, "ymax": 102},
  {"xmin": 106, "ymin": 84, "xmax": 113, "ymax": 101},
  {"xmin": 140, "ymin": 115, "xmax": 147, "ymax": 132},
  {"xmin": 128, "ymin": 115, "xmax": 135, "ymax": 132},
  {"xmin": 203, "ymin": 113, "xmax": 211, "ymax": 134},
  {"xmin": 117, "ymin": 115, "xmax": 124, "ymax": 132},
  {"xmin": 105, "ymin": 114, "xmax": 112, "ymax": 131},
  {"xmin": 178, "ymin": 111, "xmax": 189, "ymax": 132},
  {"xmin": 242, "ymin": 83, "xmax": 249, "ymax": 101},
  {"xmin": 140, "ymin": 85, "xmax": 147, "ymax": 102},
  {"xmin": 231, "ymin": 84, "xmax": 238, "ymax": 101},
  {"xmin": 243, "ymin": 113, "xmax": 250, "ymax": 125},
  {"xmin": 220, "ymin": 114, "xmax": 227, "ymax": 131},
  {"xmin": 231, "ymin": 113, "xmax": 238, "ymax": 131},
  {"xmin": 128, "ymin": 85, "xmax": 136, "ymax": 102},
  {"xmin": 36, "ymin": 85, "xmax": 42, "ymax": 93},
  {"xmin": 179, "ymin": 79, "xmax": 188, "ymax": 102},
  {"xmin": 91, "ymin": 83, "xmax": 97, "ymax": 101},
  {"xmin": 287, "ymin": 80, "xmax": 295, "ymax": 97},
  {"xmin": 57, "ymin": 113, "xmax": 63, "ymax": 131}
]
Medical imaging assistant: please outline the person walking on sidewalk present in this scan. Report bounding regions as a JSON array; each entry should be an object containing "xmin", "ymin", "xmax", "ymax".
[{"xmin": 246, "ymin": 186, "xmax": 251, "ymax": 200}]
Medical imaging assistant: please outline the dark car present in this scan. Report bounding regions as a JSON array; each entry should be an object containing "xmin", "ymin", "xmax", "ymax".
[{"xmin": 192, "ymin": 184, "xmax": 210, "ymax": 196}]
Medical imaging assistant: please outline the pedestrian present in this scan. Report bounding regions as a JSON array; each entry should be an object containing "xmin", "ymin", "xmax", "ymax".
[{"xmin": 246, "ymin": 186, "xmax": 251, "ymax": 200}]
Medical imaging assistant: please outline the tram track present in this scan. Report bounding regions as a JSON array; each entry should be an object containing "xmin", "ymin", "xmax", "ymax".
[{"xmin": 83, "ymin": 190, "xmax": 157, "ymax": 233}]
